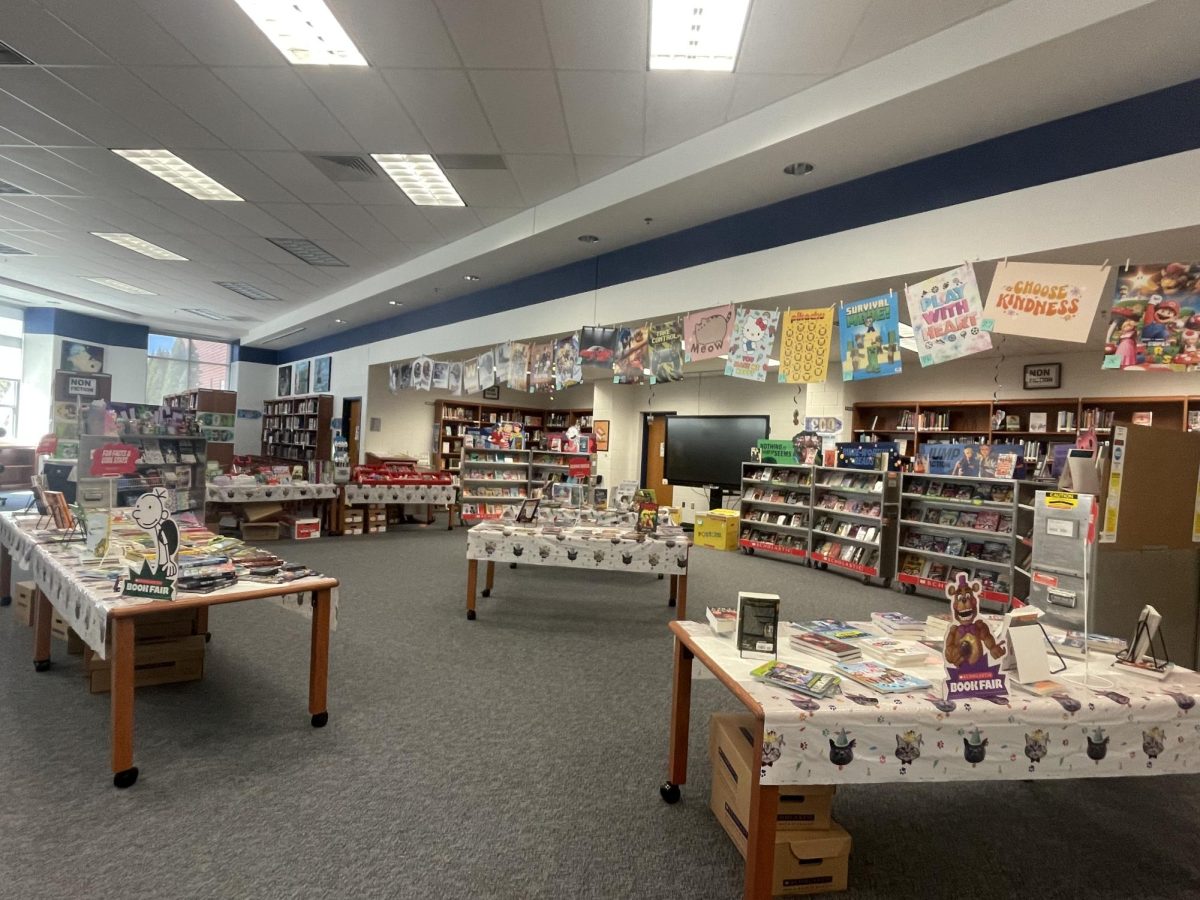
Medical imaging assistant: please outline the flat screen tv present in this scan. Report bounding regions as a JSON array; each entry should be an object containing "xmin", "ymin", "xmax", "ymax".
[{"xmin": 663, "ymin": 415, "xmax": 770, "ymax": 490}]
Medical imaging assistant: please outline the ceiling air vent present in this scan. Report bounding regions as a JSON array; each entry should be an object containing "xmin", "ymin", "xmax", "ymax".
[
  {"xmin": 0, "ymin": 41, "xmax": 33, "ymax": 65},
  {"xmin": 0, "ymin": 242, "xmax": 32, "ymax": 255},
  {"xmin": 305, "ymin": 153, "xmax": 380, "ymax": 182}
]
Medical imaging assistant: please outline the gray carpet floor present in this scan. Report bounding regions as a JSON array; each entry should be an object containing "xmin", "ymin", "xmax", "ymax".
[{"xmin": 2, "ymin": 525, "xmax": 1200, "ymax": 899}]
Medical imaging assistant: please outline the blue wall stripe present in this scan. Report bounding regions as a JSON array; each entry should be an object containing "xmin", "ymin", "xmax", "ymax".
[
  {"xmin": 24, "ymin": 308, "xmax": 149, "ymax": 349},
  {"xmin": 232, "ymin": 341, "xmax": 277, "ymax": 366}
]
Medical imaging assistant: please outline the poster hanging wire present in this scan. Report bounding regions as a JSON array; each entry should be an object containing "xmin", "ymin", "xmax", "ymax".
[{"xmin": 1124, "ymin": 258, "xmax": 1131, "ymax": 272}]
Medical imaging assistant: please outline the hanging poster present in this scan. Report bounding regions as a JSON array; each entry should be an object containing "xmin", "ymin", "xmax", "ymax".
[
  {"xmin": 495, "ymin": 343, "xmax": 512, "ymax": 387},
  {"xmin": 724, "ymin": 309, "xmax": 779, "ymax": 382},
  {"xmin": 555, "ymin": 333, "xmax": 582, "ymax": 389},
  {"xmin": 61, "ymin": 341, "xmax": 105, "ymax": 374},
  {"xmin": 649, "ymin": 320, "xmax": 684, "ymax": 382},
  {"xmin": 463, "ymin": 357, "xmax": 479, "ymax": 394},
  {"xmin": 1103, "ymin": 263, "xmax": 1200, "ymax": 371},
  {"xmin": 580, "ymin": 326, "xmax": 618, "ymax": 377},
  {"xmin": 778, "ymin": 307, "xmax": 833, "ymax": 383},
  {"xmin": 432, "ymin": 361, "xmax": 449, "ymax": 391},
  {"xmin": 478, "ymin": 350, "xmax": 496, "ymax": 391},
  {"xmin": 905, "ymin": 264, "xmax": 991, "ymax": 367},
  {"xmin": 413, "ymin": 356, "xmax": 432, "ymax": 391},
  {"xmin": 508, "ymin": 342, "xmax": 530, "ymax": 391},
  {"xmin": 683, "ymin": 305, "xmax": 734, "ymax": 361},
  {"xmin": 530, "ymin": 342, "xmax": 554, "ymax": 391},
  {"xmin": 839, "ymin": 292, "xmax": 902, "ymax": 381},
  {"xmin": 612, "ymin": 324, "xmax": 650, "ymax": 384},
  {"xmin": 447, "ymin": 362, "xmax": 463, "ymax": 396},
  {"xmin": 982, "ymin": 261, "xmax": 1110, "ymax": 344}
]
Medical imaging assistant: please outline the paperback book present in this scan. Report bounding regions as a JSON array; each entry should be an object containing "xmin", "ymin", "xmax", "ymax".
[
  {"xmin": 750, "ymin": 660, "xmax": 842, "ymax": 699},
  {"xmin": 832, "ymin": 660, "xmax": 931, "ymax": 694},
  {"xmin": 706, "ymin": 606, "xmax": 737, "ymax": 636},
  {"xmin": 790, "ymin": 631, "xmax": 862, "ymax": 662},
  {"xmin": 736, "ymin": 592, "xmax": 780, "ymax": 659}
]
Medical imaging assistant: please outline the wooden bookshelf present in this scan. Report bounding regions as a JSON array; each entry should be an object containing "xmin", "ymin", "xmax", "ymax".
[
  {"xmin": 262, "ymin": 394, "xmax": 333, "ymax": 463},
  {"xmin": 433, "ymin": 400, "xmax": 593, "ymax": 472},
  {"xmin": 164, "ymin": 388, "xmax": 237, "ymax": 468}
]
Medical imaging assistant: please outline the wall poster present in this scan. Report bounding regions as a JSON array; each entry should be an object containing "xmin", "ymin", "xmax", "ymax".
[
  {"xmin": 724, "ymin": 309, "xmax": 779, "ymax": 382},
  {"xmin": 983, "ymin": 260, "xmax": 1110, "ymax": 344},
  {"xmin": 839, "ymin": 292, "xmax": 902, "ymax": 381},
  {"xmin": 905, "ymin": 263, "xmax": 991, "ymax": 367},
  {"xmin": 778, "ymin": 307, "xmax": 833, "ymax": 383},
  {"xmin": 1103, "ymin": 263, "xmax": 1200, "ymax": 371},
  {"xmin": 682, "ymin": 305, "xmax": 733, "ymax": 362}
]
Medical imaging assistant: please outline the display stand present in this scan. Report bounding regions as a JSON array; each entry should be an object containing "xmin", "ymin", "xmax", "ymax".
[
  {"xmin": 809, "ymin": 465, "xmax": 897, "ymax": 586},
  {"xmin": 737, "ymin": 461, "xmax": 812, "ymax": 562},
  {"xmin": 459, "ymin": 447, "xmax": 530, "ymax": 522}
]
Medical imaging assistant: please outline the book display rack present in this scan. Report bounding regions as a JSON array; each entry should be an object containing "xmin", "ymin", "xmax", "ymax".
[
  {"xmin": 458, "ymin": 447, "xmax": 531, "ymax": 522},
  {"xmin": 737, "ymin": 462, "xmax": 812, "ymax": 561},
  {"xmin": 809, "ymin": 466, "xmax": 898, "ymax": 585},
  {"xmin": 434, "ymin": 400, "xmax": 593, "ymax": 472},
  {"xmin": 262, "ymin": 394, "xmax": 333, "ymax": 463},
  {"xmin": 77, "ymin": 433, "xmax": 208, "ymax": 512},
  {"xmin": 164, "ymin": 388, "xmax": 236, "ymax": 468}
]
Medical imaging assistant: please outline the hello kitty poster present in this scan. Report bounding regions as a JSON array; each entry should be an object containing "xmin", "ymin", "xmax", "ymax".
[{"xmin": 724, "ymin": 308, "xmax": 779, "ymax": 381}]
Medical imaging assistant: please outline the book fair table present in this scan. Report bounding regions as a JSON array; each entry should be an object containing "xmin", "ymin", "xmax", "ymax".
[
  {"xmin": 0, "ymin": 512, "xmax": 338, "ymax": 789},
  {"xmin": 205, "ymin": 481, "xmax": 341, "ymax": 530},
  {"xmin": 342, "ymin": 482, "xmax": 458, "ymax": 531},
  {"xmin": 464, "ymin": 521, "xmax": 691, "ymax": 620},
  {"xmin": 661, "ymin": 619, "xmax": 1200, "ymax": 900}
]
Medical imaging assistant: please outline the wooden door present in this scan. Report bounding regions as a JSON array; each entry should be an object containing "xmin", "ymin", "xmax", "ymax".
[
  {"xmin": 643, "ymin": 415, "xmax": 674, "ymax": 506},
  {"xmin": 345, "ymin": 399, "xmax": 362, "ymax": 465}
]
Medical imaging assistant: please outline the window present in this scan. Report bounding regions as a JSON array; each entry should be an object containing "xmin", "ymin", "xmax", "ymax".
[
  {"xmin": 0, "ymin": 308, "xmax": 22, "ymax": 439},
  {"xmin": 146, "ymin": 333, "xmax": 231, "ymax": 403}
]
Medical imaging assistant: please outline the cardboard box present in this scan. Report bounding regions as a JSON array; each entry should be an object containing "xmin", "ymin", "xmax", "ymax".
[
  {"xmin": 241, "ymin": 521, "xmax": 280, "ymax": 542},
  {"xmin": 12, "ymin": 581, "xmax": 36, "ymax": 626},
  {"xmin": 242, "ymin": 501, "xmax": 284, "ymax": 522},
  {"xmin": 709, "ymin": 769, "xmax": 850, "ymax": 896},
  {"xmin": 283, "ymin": 517, "xmax": 321, "ymax": 540},
  {"xmin": 84, "ymin": 634, "xmax": 206, "ymax": 694},
  {"xmin": 135, "ymin": 607, "xmax": 201, "ymax": 640},
  {"xmin": 694, "ymin": 509, "xmax": 740, "ymax": 551},
  {"xmin": 710, "ymin": 713, "xmax": 835, "ymax": 830}
]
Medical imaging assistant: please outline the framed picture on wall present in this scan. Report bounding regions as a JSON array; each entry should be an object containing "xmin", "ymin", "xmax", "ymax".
[
  {"xmin": 60, "ymin": 341, "xmax": 104, "ymax": 374},
  {"xmin": 277, "ymin": 365, "xmax": 292, "ymax": 397},
  {"xmin": 593, "ymin": 419, "xmax": 610, "ymax": 452},
  {"xmin": 294, "ymin": 360, "xmax": 311, "ymax": 394},
  {"xmin": 314, "ymin": 356, "xmax": 332, "ymax": 392}
]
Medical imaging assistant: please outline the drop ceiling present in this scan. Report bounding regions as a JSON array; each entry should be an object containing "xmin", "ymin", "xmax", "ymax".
[{"xmin": 0, "ymin": 0, "xmax": 1193, "ymax": 347}]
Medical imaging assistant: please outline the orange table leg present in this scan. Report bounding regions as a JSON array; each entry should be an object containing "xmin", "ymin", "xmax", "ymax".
[
  {"xmin": 195, "ymin": 606, "xmax": 210, "ymax": 642},
  {"xmin": 668, "ymin": 574, "xmax": 677, "ymax": 607},
  {"xmin": 33, "ymin": 589, "xmax": 52, "ymax": 671},
  {"xmin": 745, "ymin": 722, "xmax": 780, "ymax": 900},
  {"xmin": 676, "ymin": 573, "xmax": 688, "ymax": 620},
  {"xmin": 660, "ymin": 636, "xmax": 693, "ymax": 804},
  {"xmin": 309, "ymin": 589, "xmax": 331, "ymax": 728},
  {"xmin": 466, "ymin": 558, "xmax": 478, "ymax": 620},
  {"xmin": 0, "ymin": 544, "xmax": 11, "ymax": 606},
  {"xmin": 111, "ymin": 616, "xmax": 137, "ymax": 788},
  {"xmin": 483, "ymin": 560, "xmax": 495, "ymax": 598}
]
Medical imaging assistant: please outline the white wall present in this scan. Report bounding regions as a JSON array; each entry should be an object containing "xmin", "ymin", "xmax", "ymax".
[
  {"xmin": 273, "ymin": 347, "xmax": 370, "ymax": 460},
  {"xmin": 230, "ymin": 360, "xmax": 274, "ymax": 455}
]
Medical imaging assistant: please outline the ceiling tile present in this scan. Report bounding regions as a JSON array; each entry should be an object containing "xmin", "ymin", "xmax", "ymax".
[
  {"xmin": 644, "ymin": 72, "xmax": 734, "ymax": 154},
  {"xmin": 39, "ymin": 0, "xmax": 201, "ymax": 66},
  {"xmin": 436, "ymin": 0, "xmax": 553, "ymax": 69},
  {"xmin": 557, "ymin": 71, "xmax": 644, "ymax": 157},
  {"xmin": 132, "ymin": 67, "xmax": 290, "ymax": 152},
  {"xmin": 135, "ymin": 0, "xmax": 285, "ymax": 66},
  {"xmin": 739, "ymin": 0, "xmax": 870, "ymax": 75},
  {"xmin": 0, "ymin": 69, "xmax": 156, "ymax": 148},
  {"xmin": 299, "ymin": 70, "xmax": 427, "ymax": 152},
  {"xmin": 1, "ymin": 0, "xmax": 112, "ymax": 65},
  {"xmin": 472, "ymin": 208, "xmax": 522, "ymax": 228},
  {"xmin": 471, "ymin": 71, "xmax": 570, "ymax": 154},
  {"xmin": 157, "ymin": 148, "xmax": 296, "ymax": 203},
  {"xmin": 52, "ymin": 147, "xmax": 186, "ymax": 201},
  {"xmin": 380, "ymin": 69, "xmax": 498, "ymax": 154},
  {"xmin": 504, "ymin": 154, "xmax": 578, "ymax": 205},
  {"xmin": 421, "ymin": 207, "xmax": 483, "ymax": 242},
  {"xmin": 367, "ymin": 205, "xmax": 442, "ymax": 244},
  {"xmin": 240, "ymin": 151, "xmax": 351, "ymax": 204},
  {"xmin": 574, "ymin": 155, "xmax": 638, "ymax": 184},
  {"xmin": 104, "ymin": 196, "xmax": 217, "ymax": 236},
  {"xmin": 0, "ymin": 126, "xmax": 32, "ymax": 147},
  {"xmin": 312, "ymin": 203, "xmax": 401, "ymax": 251},
  {"xmin": 839, "ymin": 0, "xmax": 1002, "ymax": 71},
  {"xmin": 258, "ymin": 203, "xmax": 349, "ymax": 242},
  {"xmin": 333, "ymin": 181, "xmax": 412, "ymax": 205},
  {"xmin": 210, "ymin": 202, "xmax": 299, "ymax": 239},
  {"xmin": 0, "ymin": 151, "xmax": 86, "ymax": 196},
  {"xmin": 214, "ymin": 68, "xmax": 360, "ymax": 152},
  {"xmin": 443, "ymin": 169, "xmax": 524, "ymax": 209},
  {"xmin": 543, "ymin": 0, "xmax": 647, "ymax": 71},
  {"xmin": 0, "ymin": 92, "xmax": 91, "ymax": 146},
  {"xmin": 328, "ymin": 0, "xmax": 460, "ymax": 67},
  {"xmin": 727, "ymin": 74, "xmax": 824, "ymax": 119}
]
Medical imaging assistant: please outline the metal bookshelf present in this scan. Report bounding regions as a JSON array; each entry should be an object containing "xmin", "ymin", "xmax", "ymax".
[
  {"xmin": 77, "ymin": 433, "xmax": 207, "ymax": 512},
  {"xmin": 458, "ymin": 447, "xmax": 531, "ymax": 522},
  {"xmin": 737, "ymin": 462, "xmax": 813, "ymax": 562},
  {"xmin": 809, "ymin": 465, "xmax": 898, "ymax": 586}
]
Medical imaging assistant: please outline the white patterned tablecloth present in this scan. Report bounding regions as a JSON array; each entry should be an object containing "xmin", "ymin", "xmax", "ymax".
[
  {"xmin": 678, "ymin": 621, "xmax": 1200, "ymax": 785},
  {"xmin": 0, "ymin": 514, "xmax": 338, "ymax": 659},
  {"xmin": 206, "ymin": 482, "xmax": 340, "ymax": 503},
  {"xmin": 467, "ymin": 522, "xmax": 689, "ymax": 574},
  {"xmin": 344, "ymin": 484, "xmax": 456, "ymax": 506}
]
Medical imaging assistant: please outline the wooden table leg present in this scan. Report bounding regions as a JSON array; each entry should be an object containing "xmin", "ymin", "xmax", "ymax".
[
  {"xmin": 33, "ymin": 589, "xmax": 52, "ymax": 671},
  {"xmin": 745, "ymin": 722, "xmax": 780, "ymax": 900},
  {"xmin": 111, "ymin": 616, "xmax": 138, "ymax": 788},
  {"xmin": 195, "ymin": 607, "xmax": 210, "ymax": 642},
  {"xmin": 425, "ymin": 504, "xmax": 434, "ymax": 525},
  {"xmin": 446, "ymin": 504, "xmax": 454, "ymax": 531},
  {"xmin": 660, "ymin": 636, "xmax": 693, "ymax": 803},
  {"xmin": 676, "ymin": 573, "xmax": 688, "ymax": 620},
  {"xmin": 668, "ymin": 574, "xmax": 677, "ymax": 607},
  {"xmin": 483, "ymin": 560, "xmax": 495, "ymax": 597},
  {"xmin": 466, "ymin": 558, "xmax": 478, "ymax": 620},
  {"xmin": 308, "ymin": 589, "xmax": 331, "ymax": 728},
  {"xmin": 0, "ymin": 543, "xmax": 11, "ymax": 605}
]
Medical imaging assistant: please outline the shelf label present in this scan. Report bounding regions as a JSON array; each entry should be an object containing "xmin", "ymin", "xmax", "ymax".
[{"xmin": 91, "ymin": 442, "xmax": 140, "ymax": 476}]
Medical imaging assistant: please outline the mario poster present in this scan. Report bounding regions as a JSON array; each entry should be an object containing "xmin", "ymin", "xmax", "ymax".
[
  {"xmin": 839, "ymin": 291, "xmax": 902, "ymax": 381},
  {"xmin": 1103, "ymin": 262, "xmax": 1200, "ymax": 371},
  {"xmin": 724, "ymin": 308, "xmax": 779, "ymax": 381}
]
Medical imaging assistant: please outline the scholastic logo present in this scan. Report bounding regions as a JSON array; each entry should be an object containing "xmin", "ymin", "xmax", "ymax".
[{"xmin": 993, "ymin": 281, "xmax": 1082, "ymax": 319}]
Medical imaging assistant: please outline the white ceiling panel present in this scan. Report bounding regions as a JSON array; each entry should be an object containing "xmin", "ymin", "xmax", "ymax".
[
  {"xmin": 421, "ymin": 207, "xmax": 483, "ymax": 243},
  {"xmin": 380, "ymin": 69, "xmax": 499, "ymax": 154},
  {"xmin": 574, "ymin": 155, "xmax": 638, "ymax": 184},
  {"xmin": 542, "ymin": 0, "xmax": 648, "ymax": 71},
  {"xmin": 211, "ymin": 202, "xmax": 299, "ymax": 239},
  {"xmin": 0, "ymin": 126, "xmax": 32, "ymax": 147},
  {"xmin": 175, "ymin": 149, "xmax": 297, "ymax": 203},
  {"xmin": 258, "ymin": 203, "xmax": 349, "ymax": 242},
  {"xmin": 328, "ymin": 0, "xmax": 460, "ymax": 68},
  {"xmin": 436, "ymin": 0, "xmax": 553, "ymax": 69},
  {"xmin": 105, "ymin": 197, "xmax": 219, "ymax": 236},
  {"xmin": 0, "ymin": 152, "xmax": 85, "ymax": 196},
  {"xmin": 299, "ymin": 70, "xmax": 427, "ymax": 152},
  {"xmin": 170, "ymin": 231, "xmax": 269, "ymax": 264},
  {"xmin": 135, "ymin": 0, "xmax": 285, "ymax": 67},
  {"xmin": 133, "ymin": 67, "xmax": 290, "ymax": 152},
  {"xmin": 367, "ymin": 205, "xmax": 443, "ymax": 244},
  {"xmin": 334, "ymin": 181, "xmax": 411, "ymax": 206},
  {"xmin": 39, "ymin": 0, "xmax": 201, "ymax": 66},
  {"xmin": 443, "ymin": 169, "xmax": 524, "ymax": 209},
  {"xmin": 214, "ymin": 68, "xmax": 360, "ymax": 152},
  {"xmin": 2, "ymin": 0, "xmax": 113, "ymax": 65},
  {"xmin": 645, "ymin": 73, "xmax": 735, "ymax": 154},
  {"xmin": 312, "ymin": 204, "xmax": 402, "ymax": 251},
  {"xmin": 0, "ymin": 91, "xmax": 91, "ymax": 147},
  {"xmin": 557, "ymin": 71, "xmax": 644, "ymax": 158},
  {"xmin": 0, "ymin": 69, "xmax": 156, "ymax": 148},
  {"xmin": 239, "ymin": 151, "xmax": 352, "ymax": 204},
  {"xmin": 471, "ymin": 71, "xmax": 570, "ymax": 154},
  {"xmin": 504, "ymin": 154, "xmax": 578, "ymax": 205},
  {"xmin": 838, "ymin": 0, "xmax": 1005, "ymax": 71},
  {"xmin": 21, "ymin": 198, "xmax": 126, "ymax": 232},
  {"xmin": 727, "ymin": 74, "xmax": 824, "ymax": 119},
  {"xmin": 473, "ymin": 208, "xmax": 523, "ymax": 228},
  {"xmin": 739, "ymin": 0, "xmax": 871, "ymax": 75}
]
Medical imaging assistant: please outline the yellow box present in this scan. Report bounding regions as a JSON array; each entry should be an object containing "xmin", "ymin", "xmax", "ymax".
[{"xmin": 694, "ymin": 509, "xmax": 740, "ymax": 551}]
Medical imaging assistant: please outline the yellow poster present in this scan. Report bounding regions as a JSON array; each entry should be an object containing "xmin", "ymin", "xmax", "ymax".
[{"xmin": 778, "ymin": 307, "xmax": 833, "ymax": 384}]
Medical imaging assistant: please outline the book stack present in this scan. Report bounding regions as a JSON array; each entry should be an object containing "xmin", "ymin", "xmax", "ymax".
[
  {"xmin": 795, "ymin": 619, "xmax": 872, "ymax": 640},
  {"xmin": 831, "ymin": 660, "xmax": 931, "ymax": 694},
  {"xmin": 857, "ymin": 636, "xmax": 930, "ymax": 666},
  {"xmin": 706, "ymin": 606, "xmax": 737, "ymax": 636},
  {"xmin": 750, "ymin": 660, "xmax": 841, "ymax": 699},
  {"xmin": 790, "ymin": 631, "xmax": 862, "ymax": 664},
  {"xmin": 924, "ymin": 613, "xmax": 951, "ymax": 642},
  {"xmin": 869, "ymin": 611, "xmax": 925, "ymax": 637}
]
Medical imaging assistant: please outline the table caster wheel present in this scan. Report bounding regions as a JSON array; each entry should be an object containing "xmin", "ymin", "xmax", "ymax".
[
  {"xmin": 482, "ymin": 589, "xmax": 490, "ymax": 598},
  {"xmin": 658, "ymin": 573, "xmax": 664, "ymax": 580},
  {"xmin": 862, "ymin": 575, "xmax": 871, "ymax": 585},
  {"xmin": 311, "ymin": 712, "xmax": 328, "ymax": 728},
  {"xmin": 113, "ymin": 767, "xmax": 139, "ymax": 789},
  {"xmin": 0, "ymin": 595, "xmax": 10, "ymax": 607},
  {"xmin": 34, "ymin": 659, "xmax": 50, "ymax": 672},
  {"xmin": 467, "ymin": 610, "xmax": 476, "ymax": 620},
  {"xmin": 509, "ymin": 562, "xmax": 517, "ymax": 569},
  {"xmin": 205, "ymin": 632, "xmax": 212, "ymax": 643},
  {"xmin": 660, "ymin": 782, "xmax": 681, "ymax": 804}
]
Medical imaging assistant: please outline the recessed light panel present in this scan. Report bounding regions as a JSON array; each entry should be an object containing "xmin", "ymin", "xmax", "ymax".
[
  {"xmin": 371, "ymin": 154, "xmax": 465, "ymax": 207},
  {"xmin": 179, "ymin": 307, "xmax": 234, "ymax": 321},
  {"xmin": 233, "ymin": 0, "xmax": 367, "ymax": 66},
  {"xmin": 112, "ymin": 150, "xmax": 243, "ymax": 201},
  {"xmin": 215, "ymin": 281, "xmax": 282, "ymax": 302},
  {"xmin": 83, "ymin": 277, "xmax": 156, "ymax": 295},
  {"xmin": 91, "ymin": 232, "xmax": 187, "ymax": 261},
  {"xmin": 268, "ymin": 237, "xmax": 347, "ymax": 267},
  {"xmin": 649, "ymin": 0, "xmax": 750, "ymax": 72}
]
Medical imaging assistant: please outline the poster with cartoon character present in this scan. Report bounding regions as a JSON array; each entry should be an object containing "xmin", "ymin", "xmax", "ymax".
[
  {"xmin": 463, "ymin": 357, "xmax": 479, "ymax": 394},
  {"xmin": 414, "ymin": 356, "xmax": 433, "ymax": 391},
  {"xmin": 61, "ymin": 342, "xmax": 104, "ymax": 374},
  {"xmin": 648, "ymin": 320, "xmax": 684, "ymax": 382},
  {"xmin": 120, "ymin": 489, "xmax": 178, "ymax": 601},
  {"xmin": 554, "ymin": 333, "xmax": 582, "ymax": 389},
  {"xmin": 529, "ymin": 342, "xmax": 555, "ymax": 391},
  {"xmin": 1103, "ymin": 263, "xmax": 1200, "ymax": 371},
  {"xmin": 942, "ymin": 573, "xmax": 1007, "ymax": 700},
  {"xmin": 612, "ymin": 324, "xmax": 649, "ymax": 384},
  {"xmin": 724, "ymin": 309, "xmax": 779, "ymax": 381},
  {"xmin": 839, "ymin": 292, "xmax": 902, "ymax": 380},
  {"xmin": 683, "ymin": 305, "xmax": 734, "ymax": 362},
  {"xmin": 983, "ymin": 260, "xmax": 1110, "ymax": 343},
  {"xmin": 905, "ymin": 263, "xmax": 992, "ymax": 367}
]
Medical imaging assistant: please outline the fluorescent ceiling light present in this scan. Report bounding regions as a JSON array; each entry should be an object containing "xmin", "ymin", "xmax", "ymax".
[
  {"xmin": 649, "ymin": 0, "xmax": 750, "ymax": 72},
  {"xmin": 91, "ymin": 232, "xmax": 187, "ymax": 261},
  {"xmin": 178, "ymin": 308, "xmax": 234, "ymax": 321},
  {"xmin": 371, "ymin": 154, "xmax": 466, "ymax": 207},
  {"xmin": 215, "ymin": 281, "xmax": 281, "ymax": 302},
  {"xmin": 83, "ymin": 277, "xmax": 156, "ymax": 295},
  {"xmin": 268, "ymin": 237, "xmax": 347, "ymax": 267},
  {"xmin": 112, "ymin": 149, "xmax": 242, "ymax": 201},
  {"xmin": 233, "ymin": 0, "xmax": 367, "ymax": 66}
]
